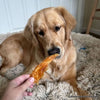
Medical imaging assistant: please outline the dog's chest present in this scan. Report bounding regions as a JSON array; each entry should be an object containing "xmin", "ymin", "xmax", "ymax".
[{"xmin": 45, "ymin": 63, "xmax": 63, "ymax": 80}]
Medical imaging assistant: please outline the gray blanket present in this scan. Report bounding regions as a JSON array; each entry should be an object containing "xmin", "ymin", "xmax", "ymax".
[{"xmin": 0, "ymin": 32, "xmax": 100, "ymax": 100}]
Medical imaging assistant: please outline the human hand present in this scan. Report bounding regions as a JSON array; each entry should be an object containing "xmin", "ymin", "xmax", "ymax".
[{"xmin": 1, "ymin": 74, "xmax": 34, "ymax": 100}]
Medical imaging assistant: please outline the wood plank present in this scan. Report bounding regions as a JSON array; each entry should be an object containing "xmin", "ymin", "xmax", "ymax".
[
  {"xmin": 86, "ymin": 0, "xmax": 99, "ymax": 34},
  {"xmin": 93, "ymin": 16, "xmax": 100, "ymax": 20}
]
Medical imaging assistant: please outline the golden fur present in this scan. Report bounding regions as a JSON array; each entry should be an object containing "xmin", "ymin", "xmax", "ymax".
[{"xmin": 0, "ymin": 7, "xmax": 91, "ymax": 100}]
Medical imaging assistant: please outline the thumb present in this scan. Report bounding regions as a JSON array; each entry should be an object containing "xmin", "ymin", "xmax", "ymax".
[{"xmin": 20, "ymin": 77, "xmax": 34, "ymax": 91}]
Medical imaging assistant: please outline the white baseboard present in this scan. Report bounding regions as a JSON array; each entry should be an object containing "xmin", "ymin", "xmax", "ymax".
[{"xmin": 80, "ymin": 27, "xmax": 100, "ymax": 35}]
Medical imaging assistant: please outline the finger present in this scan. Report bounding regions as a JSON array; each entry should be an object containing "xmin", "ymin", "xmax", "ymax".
[
  {"xmin": 24, "ymin": 91, "xmax": 33, "ymax": 96},
  {"xmin": 24, "ymin": 91, "xmax": 28, "ymax": 96},
  {"xmin": 10, "ymin": 74, "xmax": 30, "ymax": 87},
  {"xmin": 20, "ymin": 77, "xmax": 34, "ymax": 91}
]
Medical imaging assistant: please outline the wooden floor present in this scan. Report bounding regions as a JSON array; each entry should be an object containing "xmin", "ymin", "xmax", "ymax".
[
  {"xmin": 90, "ymin": 33, "xmax": 100, "ymax": 39},
  {"xmin": 81, "ymin": 32, "xmax": 100, "ymax": 39}
]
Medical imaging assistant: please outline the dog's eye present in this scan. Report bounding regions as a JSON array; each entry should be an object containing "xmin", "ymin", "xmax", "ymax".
[
  {"xmin": 55, "ymin": 26, "xmax": 61, "ymax": 32},
  {"xmin": 39, "ymin": 30, "xmax": 44, "ymax": 36}
]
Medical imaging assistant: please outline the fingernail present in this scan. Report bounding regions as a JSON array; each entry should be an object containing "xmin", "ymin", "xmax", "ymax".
[
  {"xmin": 28, "ymin": 92, "xmax": 33, "ymax": 96},
  {"xmin": 29, "ymin": 77, "xmax": 34, "ymax": 82},
  {"xmin": 30, "ymin": 85, "xmax": 33, "ymax": 88}
]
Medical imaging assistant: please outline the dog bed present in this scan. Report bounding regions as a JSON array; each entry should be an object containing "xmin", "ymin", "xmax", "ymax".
[{"xmin": 0, "ymin": 32, "xmax": 100, "ymax": 100}]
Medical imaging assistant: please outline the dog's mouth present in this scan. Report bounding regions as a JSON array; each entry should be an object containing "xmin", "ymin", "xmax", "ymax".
[{"xmin": 55, "ymin": 54, "xmax": 61, "ymax": 59}]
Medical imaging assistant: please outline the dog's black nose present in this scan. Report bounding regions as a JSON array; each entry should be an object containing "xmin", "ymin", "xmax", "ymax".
[{"xmin": 48, "ymin": 47, "xmax": 60, "ymax": 56}]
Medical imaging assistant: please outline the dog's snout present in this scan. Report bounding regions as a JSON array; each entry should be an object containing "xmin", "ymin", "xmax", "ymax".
[{"xmin": 48, "ymin": 47, "xmax": 60, "ymax": 56}]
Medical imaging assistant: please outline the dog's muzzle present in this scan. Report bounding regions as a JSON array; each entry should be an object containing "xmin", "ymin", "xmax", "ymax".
[{"xmin": 48, "ymin": 47, "xmax": 60, "ymax": 56}]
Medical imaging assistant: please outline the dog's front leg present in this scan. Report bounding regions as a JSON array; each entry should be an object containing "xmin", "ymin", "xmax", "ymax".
[
  {"xmin": 22, "ymin": 63, "xmax": 37, "ymax": 75},
  {"xmin": 66, "ymin": 79, "xmax": 92, "ymax": 100},
  {"xmin": 60, "ymin": 63, "xmax": 92, "ymax": 100}
]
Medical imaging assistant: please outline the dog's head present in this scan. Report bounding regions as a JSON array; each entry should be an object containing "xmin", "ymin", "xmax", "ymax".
[{"xmin": 24, "ymin": 7, "xmax": 76, "ymax": 59}]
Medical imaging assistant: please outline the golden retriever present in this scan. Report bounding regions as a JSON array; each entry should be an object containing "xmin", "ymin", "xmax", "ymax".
[{"xmin": 0, "ymin": 7, "xmax": 91, "ymax": 100}]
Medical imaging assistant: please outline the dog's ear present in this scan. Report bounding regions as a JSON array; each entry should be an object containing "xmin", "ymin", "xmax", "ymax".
[
  {"xmin": 24, "ymin": 17, "xmax": 38, "ymax": 46},
  {"xmin": 55, "ymin": 7, "xmax": 76, "ymax": 40}
]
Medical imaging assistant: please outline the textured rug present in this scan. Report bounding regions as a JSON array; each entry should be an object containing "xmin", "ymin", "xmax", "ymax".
[{"xmin": 0, "ymin": 32, "xmax": 100, "ymax": 100}]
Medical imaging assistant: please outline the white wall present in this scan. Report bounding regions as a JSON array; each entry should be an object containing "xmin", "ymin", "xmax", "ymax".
[
  {"xmin": 0, "ymin": 0, "xmax": 80, "ymax": 34},
  {"xmin": 0, "ymin": 0, "xmax": 100, "ymax": 34}
]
